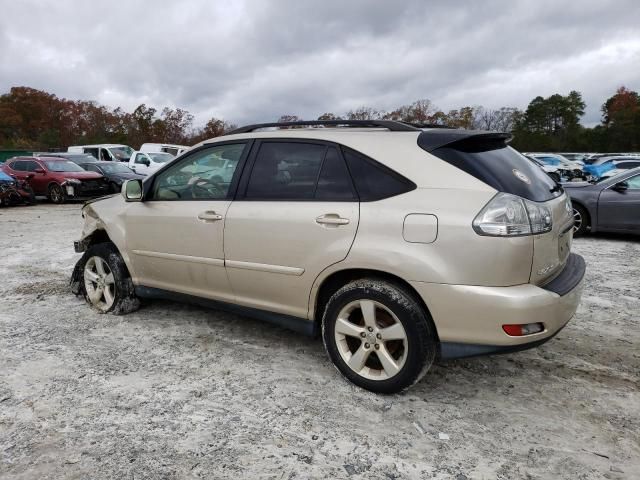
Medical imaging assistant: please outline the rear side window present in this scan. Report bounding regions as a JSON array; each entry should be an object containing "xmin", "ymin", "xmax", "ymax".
[
  {"xmin": 342, "ymin": 148, "xmax": 415, "ymax": 201},
  {"xmin": 9, "ymin": 161, "xmax": 25, "ymax": 171},
  {"xmin": 426, "ymin": 138, "xmax": 558, "ymax": 202},
  {"xmin": 246, "ymin": 142, "xmax": 324, "ymax": 200}
]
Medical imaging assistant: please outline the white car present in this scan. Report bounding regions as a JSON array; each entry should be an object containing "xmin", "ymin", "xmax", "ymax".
[
  {"xmin": 128, "ymin": 151, "xmax": 176, "ymax": 175},
  {"xmin": 68, "ymin": 144, "xmax": 134, "ymax": 163},
  {"xmin": 140, "ymin": 143, "xmax": 190, "ymax": 157}
]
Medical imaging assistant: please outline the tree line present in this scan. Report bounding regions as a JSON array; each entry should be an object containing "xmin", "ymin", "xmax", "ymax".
[{"xmin": 0, "ymin": 85, "xmax": 638, "ymax": 152}]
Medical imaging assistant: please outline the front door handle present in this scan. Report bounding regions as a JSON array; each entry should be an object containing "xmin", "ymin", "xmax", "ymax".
[
  {"xmin": 198, "ymin": 211, "xmax": 223, "ymax": 222},
  {"xmin": 315, "ymin": 214, "xmax": 350, "ymax": 226}
]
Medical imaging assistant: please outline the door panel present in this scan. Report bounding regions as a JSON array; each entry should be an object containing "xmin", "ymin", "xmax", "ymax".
[
  {"xmin": 123, "ymin": 141, "xmax": 249, "ymax": 300},
  {"xmin": 125, "ymin": 201, "xmax": 232, "ymax": 300},
  {"xmin": 598, "ymin": 176, "xmax": 640, "ymax": 232},
  {"xmin": 224, "ymin": 201, "xmax": 359, "ymax": 317}
]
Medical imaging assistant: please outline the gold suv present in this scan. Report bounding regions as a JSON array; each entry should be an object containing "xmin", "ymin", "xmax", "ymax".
[{"xmin": 71, "ymin": 120, "xmax": 585, "ymax": 393}]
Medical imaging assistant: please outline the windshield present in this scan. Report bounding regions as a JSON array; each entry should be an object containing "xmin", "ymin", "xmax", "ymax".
[
  {"xmin": 44, "ymin": 161, "xmax": 86, "ymax": 172},
  {"xmin": 100, "ymin": 163, "xmax": 134, "ymax": 174},
  {"xmin": 109, "ymin": 146, "xmax": 134, "ymax": 161},
  {"xmin": 148, "ymin": 152, "xmax": 175, "ymax": 163}
]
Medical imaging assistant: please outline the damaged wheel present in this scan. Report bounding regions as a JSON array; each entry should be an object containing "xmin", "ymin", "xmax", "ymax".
[
  {"xmin": 322, "ymin": 279, "xmax": 437, "ymax": 394},
  {"xmin": 73, "ymin": 242, "xmax": 140, "ymax": 314}
]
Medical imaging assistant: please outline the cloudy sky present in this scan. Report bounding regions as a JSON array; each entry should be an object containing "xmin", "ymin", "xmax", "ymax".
[{"xmin": 1, "ymin": 0, "xmax": 639, "ymax": 126}]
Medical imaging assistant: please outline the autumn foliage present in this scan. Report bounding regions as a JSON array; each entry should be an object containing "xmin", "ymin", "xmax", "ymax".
[{"xmin": 1, "ymin": 85, "xmax": 638, "ymax": 152}]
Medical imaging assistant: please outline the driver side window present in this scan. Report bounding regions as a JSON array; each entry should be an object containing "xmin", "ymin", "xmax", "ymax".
[
  {"xmin": 151, "ymin": 143, "xmax": 246, "ymax": 201},
  {"xmin": 626, "ymin": 175, "xmax": 640, "ymax": 189}
]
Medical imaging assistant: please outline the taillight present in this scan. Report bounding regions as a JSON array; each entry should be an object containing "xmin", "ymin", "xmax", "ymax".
[
  {"xmin": 502, "ymin": 323, "xmax": 544, "ymax": 336},
  {"xmin": 473, "ymin": 193, "xmax": 552, "ymax": 237}
]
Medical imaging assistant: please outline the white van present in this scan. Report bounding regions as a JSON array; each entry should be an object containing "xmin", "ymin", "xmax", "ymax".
[
  {"xmin": 128, "ymin": 151, "xmax": 176, "ymax": 175},
  {"xmin": 140, "ymin": 143, "xmax": 190, "ymax": 157},
  {"xmin": 68, "ymin": 144, "xmax": 134, "ymax": 162}
]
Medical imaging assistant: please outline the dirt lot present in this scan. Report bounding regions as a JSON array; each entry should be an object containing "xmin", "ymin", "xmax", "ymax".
[{"xmin": 0, "ymin": 203, "xmax": 638, "ymax": 479}]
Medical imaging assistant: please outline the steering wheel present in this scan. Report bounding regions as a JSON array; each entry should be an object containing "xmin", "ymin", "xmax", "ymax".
[{"xmin": 190, "ymin": 178, "xmax": 224, "ymax": 198}]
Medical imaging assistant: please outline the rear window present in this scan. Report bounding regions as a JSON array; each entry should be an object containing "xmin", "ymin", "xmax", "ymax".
[{"xmin": 426, "ymin": 138, "xmax": 558, "ymax": 202}]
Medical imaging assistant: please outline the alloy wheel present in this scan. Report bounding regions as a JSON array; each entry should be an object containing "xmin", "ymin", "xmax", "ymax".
[
  {"xmin": 50, "ymin": 185, "xmax": 63, "ymax": 203},
  {"xmin": 84, "ymin": 256, "xmax": 116, "ymax": 312},
  {"xmin": 572, "ymin": 208, "xmax": 582, "ymax": 233},
  {"xmin": 334, "ymin": 299, "xmax": 408, "ymax": 380}
]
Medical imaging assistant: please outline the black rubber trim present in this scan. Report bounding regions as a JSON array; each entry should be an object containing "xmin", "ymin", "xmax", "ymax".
[
  {"xmin": 540, "ymin": 253, "xmax": 586, "ymax": 296},
  {"xmin": 225, "ymin": 120, "xmax": 420, "ymax": 135},
  {"xmin": 135, "ymin": 286, "xmax": 316, "ymax": 336},
  {"xmin": 417, "ymin": 129, "xmax": 512, "ymax": 152},
  {"xmin": 439, "ymin": 321, "xmax": 568, "ymax": 360}
]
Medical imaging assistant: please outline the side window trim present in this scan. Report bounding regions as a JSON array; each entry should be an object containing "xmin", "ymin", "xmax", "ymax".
[
  {"xmin": 235, "ymin": 138, "xmax": 359, "ymax": 202},
  {"xmin": 142, "ymin": 140, "xmax": 252, "ymax": 201}
]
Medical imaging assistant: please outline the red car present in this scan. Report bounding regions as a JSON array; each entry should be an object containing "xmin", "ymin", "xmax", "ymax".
[{"xmin": 1, "ymin": 156, "xmax": 110, "ymax": 203}]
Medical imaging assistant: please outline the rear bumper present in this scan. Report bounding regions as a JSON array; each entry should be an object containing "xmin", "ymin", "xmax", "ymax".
[{"xmin": 411, "ymin": 253, "xmax": 586, "ymax": 359}]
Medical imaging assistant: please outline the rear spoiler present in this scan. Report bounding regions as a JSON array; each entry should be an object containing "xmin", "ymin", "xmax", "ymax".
[{"xmin": 417, "ymin": 130, "xmax": 512, "ymax": 152}]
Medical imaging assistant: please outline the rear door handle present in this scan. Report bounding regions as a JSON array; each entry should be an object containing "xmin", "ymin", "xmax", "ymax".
[
  {"xmin": 315, "ymin": 214, "xmax": 350, "ymax": 226},
  {"xmin": 198, "ymin": 211, "xmax": 223, "ymax": 222}
]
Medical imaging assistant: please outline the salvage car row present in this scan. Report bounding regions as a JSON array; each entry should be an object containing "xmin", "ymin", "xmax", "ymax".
[{"xmin": 0, "ymin": 143, "xmax": 186, "ymax": 204}]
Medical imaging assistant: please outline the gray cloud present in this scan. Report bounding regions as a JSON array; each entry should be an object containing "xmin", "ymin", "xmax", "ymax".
[{"xmin": 1, "ymin": 0, "xmax": 639, "ymax": 127}]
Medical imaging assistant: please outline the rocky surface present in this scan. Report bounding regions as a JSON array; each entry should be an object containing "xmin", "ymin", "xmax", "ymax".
[{"xmin": 1, "ymin": 203, "xmax": 638, "ymax": 479}]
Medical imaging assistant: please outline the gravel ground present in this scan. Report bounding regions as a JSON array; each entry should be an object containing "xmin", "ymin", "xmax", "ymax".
[{"xmin": 1, "ymin": 203, "xmax": 639, "ymax": 479}]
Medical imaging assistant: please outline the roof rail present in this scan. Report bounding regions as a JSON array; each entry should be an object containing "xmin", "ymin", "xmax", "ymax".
[{"xmin": 224, "ymin": 120, "xmax": 421, "ymax": 135}]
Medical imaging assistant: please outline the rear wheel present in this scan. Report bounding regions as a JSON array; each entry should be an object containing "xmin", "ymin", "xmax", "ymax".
[
  {"xmin": 48, "ymin": 183, "xmax": 65, "ymax": 204},
  {"xmin": 572, "ymin": 204, "xmax": 589, "ymax": 236},
  {"xmin": 322, "ymin": 279, "xmax": 437, "ymax": 393}
]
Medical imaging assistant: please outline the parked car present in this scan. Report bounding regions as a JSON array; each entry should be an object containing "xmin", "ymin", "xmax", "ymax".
[
  {"xmin": 70, "ymin": 120, "xmax": 584, "ymax": 393},
  {"xmin": 527, "ymin": 153, "xmax": 586, "ymax": 181},
  {"xmin": 140, "ymin": 143, "xmax": 190, "ymax": 157},
  {"xmin": 0, "ymin": 170, "xmax": 35, "ymax": 206},
  {"xmin": 68, "ymin": 144, "xmax": 134, "ymax": 162},
  {"xmin": 564, "ymin": 167, "xmax": 640, "ymax": 235},
  {"xmin": 80, "ymin": 161, "xmax": 146, "ymax": 193},
  {"xmin": 1, "ymin": 156, "xmax": 110, "ymax": 203},
  {"xmin": 37, "ymin": 152, "xmax": 99, "ymax": 165},
  {"xmin": 527, "ymin": 155, "xmax": 562, "ymax": 182},
  {"xmin": 128, "ymin": 151, "xmax": 175, "ymax": 175}
]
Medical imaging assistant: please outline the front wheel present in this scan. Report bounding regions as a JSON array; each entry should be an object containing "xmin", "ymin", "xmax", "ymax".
[
  {"xmin": 48, "ymin": 183, "xmax": 65, "ymax": 204},
  {"xmin": 322, "ymin": 279, "xmax": 437, "ymax": 393},
  {"xmin": 75, "ymin": 242, "xmax": 140, "ymax": 314}
]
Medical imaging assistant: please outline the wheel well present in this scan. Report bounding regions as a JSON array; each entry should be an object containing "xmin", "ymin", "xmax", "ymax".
[
  {"xmin": 313, "ymin": 268, "xmax": 440, "ymax": 342},
  {"xmin": 572, "ymin": 200, "xmax": 591, "ymax": 226},
  {"xmin": 83, "ymin": 229, "xmax": 112, "ymax": 248}
]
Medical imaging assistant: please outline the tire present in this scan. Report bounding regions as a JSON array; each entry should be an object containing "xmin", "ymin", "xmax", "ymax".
[
  {"xmin": 48, "ymin": 183, "xmax": 65, "ymax": 204},
  {"xmin": 322, "ymin": 279, "xmax": 437, "ymax": 394},
  {"xmin": 572, "ymin": 204, "xmax": 589, "ymax": 236},
  {"xmin": 72, "ymin": 242, "xmax": 140, "ymax": 314}
]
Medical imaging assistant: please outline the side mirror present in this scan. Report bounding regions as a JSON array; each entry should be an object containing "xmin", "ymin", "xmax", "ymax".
[
  {"xmin": 34, "ymin": 168, "xmax": 46, "ymax": 174},
  {"xmin": 122, "ymin": 179, "xmax": 143, "ymax": 202},
  {"xmin": 141, "ymin": 159, "xmax": 150, "ymax": 166},
  {"xmin": 612, "ymin": 181, "xmax": 628, "ymax": 193}
]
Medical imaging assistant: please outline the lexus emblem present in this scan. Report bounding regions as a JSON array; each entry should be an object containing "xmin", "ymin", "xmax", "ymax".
[{"xmin": 513, "ymin": 169, "xmax": 531, "ymax": 184}]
